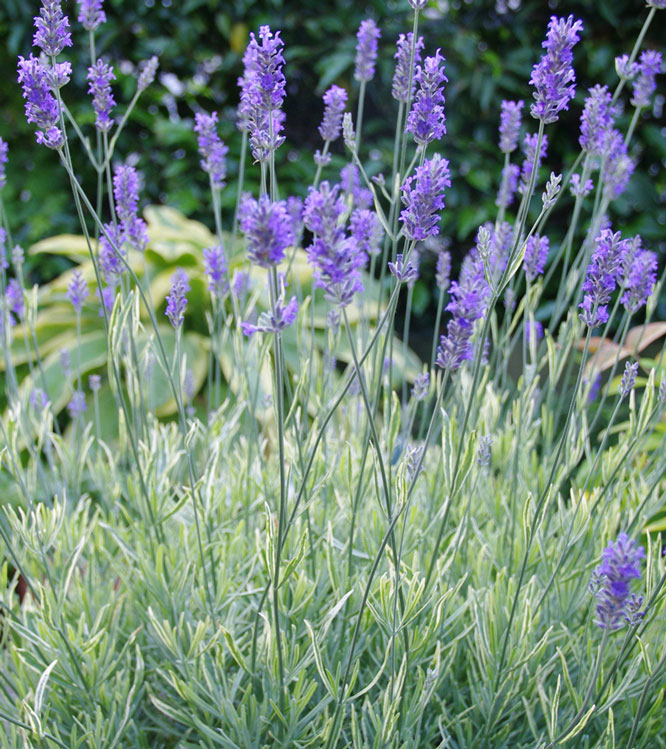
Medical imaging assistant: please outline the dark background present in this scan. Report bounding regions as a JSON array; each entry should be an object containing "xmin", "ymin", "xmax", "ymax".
[{"xmin": 1, "ymin": 0, "xmax": 665, "ymax": 328}]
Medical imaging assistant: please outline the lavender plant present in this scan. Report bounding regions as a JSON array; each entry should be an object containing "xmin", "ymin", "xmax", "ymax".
[{"xmin": 1, "ymin": 1, "xmax": 666, "ymax": 747}]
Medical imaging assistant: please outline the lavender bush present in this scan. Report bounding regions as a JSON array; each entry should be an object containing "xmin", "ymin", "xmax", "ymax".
[{"xmin": 1, "ymin": 1, "xmax": 666, "ymax": 746}]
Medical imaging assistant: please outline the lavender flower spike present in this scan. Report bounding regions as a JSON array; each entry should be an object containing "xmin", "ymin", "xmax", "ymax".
[
  {"xmin": 579, "ymin": 228, "xmax": 629, "ymax": 327},
  {"xmin": 87, "ymin": 59, "xmax": 115, "ymax": 133},
  {"xmin": 240, "ymin": 195, "xmax": 294, "ymax": 268},
  {"xmin": 619, "ymin": 361, "xmax": 639, "ymax": 398},
  {"xmin": 33, "ymin": 0, "xmax": 72, "ymax": 57},
  {"xmin": 78, "ymin": 0, "xmax": 106, "ymax": 31},
  {"xmin": 203, "ymin": 245, "xmax": 228, "ymax": 299},
  {"xmin": 388, "ymin": 253, "xmax": 418, "ymax": 284},
  {"xmin": 523, "ymin": 234, "xmax": 550, "ymax": 281},
  {"xmin": 194, "ymin": 111, "xmax": 229, "ymax": 190},
  {"xmin": 400, "ymin": 154, "xmax": 451, "ymax": 241},
  {"xmin": 355, "ymin": 20, "xmax": 381, "ymax": 83},
  {"xmin": 621, "ymin": 249, "xmax": 657, "ymax": 313},
  {"xmin": 0, "ymin": 138, "xmax": 7, "ymax": 191},
  {"xmin": 591, "ymin": 532, "xmax": 645, "ymax": 630},
  {"xmin": 411, "ymin": 372, "xmax": 430, "ymax": 401},
  {"xmin": 579, "ymin": 84, "xmax": 612, "ymax": 155},
  {"xmin": 67, "ymin": 270, "xmax": 88, "ymax": 312},
  {"xmin": 165, "ymin": 268, "xmax": 190, "ymax": 328},
  {"xmin": 406, "ymin": 50, "xmax": 447, "ymax": 147},
  {"xmin": 631, "ymin": 50, "xmax": 663, "ymax": 109},
  {"xmin": 392, "ymin": 32, "xmax": 424, "ymax": 103},
  {"xmin": 17, "ymin": 54, "xmax": 66, "ymax": 149},
  {"xmin": 68, "ymin": 390, "xmax": 87, "ymax": 418},
  {"xmin": 518, "ymin": 132, "xmax": 548, "ymax": 194},
  {"xmin": 436, "ymin": 250, "xmax": 451, "ymax": 291},
  {"xmin": 242, "ymin": 294, "xmax": 298, "ymax": 336},
  {"xmin": 137, "ymin": 56, "xmax": 159, "ymax": 92},
  {"xmin": 113, "ymin": 165, "xmax": 149, "ymax": 252},
  {"xmin": 498, "ymin": 100, "xmax": 524, "ymax": 154},
  {"xmin": 530, "ymin": 15, "xmax": 583, "ymax": 124},
  {"xmin": 409, "ymin": 0, "xmax": 428, "ymax": 9},
  {"xmin": 319, "ymin": 85, "xmax": 348, "ymax": 142}
]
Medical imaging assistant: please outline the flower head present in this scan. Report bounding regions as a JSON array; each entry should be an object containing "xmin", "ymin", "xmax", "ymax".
[
  {"xmin": 0, "ymin": 138, "xmax": 8, "ymax": 191},
  {"xmin": 113, "ymin": 165, "xmax": 149, "ymax": 253},
  {"xmin": 631, "ymin": 50, "xmax": 663, "ymax": 109},
  {"xmin": 242, "ymin": 292, "xmax": 298, "ymax": 336},
  {"xmin": 436, "ymin": 250, "xmax": 451, "ymax": 291},
  {"xmin": 194, "ymin": 111, "xmax": 229, "ymax": 189},
  {"xmin": 621, "ymin": 248, "xmax": 657, "ymax": 312},
  {"xmin": 6, "ymin": 279, "xmax": 24, "ymax": 322},
  {"xmin": 619, "ymin": 361, "xmax": 639, "ymax": 398},
  {"xmin": 392, "ymin": 32, "xmax": 424, "ymax": 103},
  {"xmin": 519, "ymin": 132, "xmax": 548, "ymax": 193},
  {"xmin": 579, "ymin": 84, "xmax": 612, "ymax": 155},
  {"xmin": 601, "ymin": 129, "xmax": 634, "ymax": 200},
  {"xmin": 590, "ymin": 532, "xmax": 645, "ymax": 630},
  {"xmin": 87, "ymin": 59, "xmax": 115, "ymax": 133},
  {"xmin": 203, "ymin": 245, "xmax": 228, "ymax": 298},
  {"xmin": 350, "ymin": 209, "xmax": 383, "ymax": 257},
  {"xmin": 355, "ymin": 19, "xmax": 381, "ymax": 82},
  {"xmin": 78, "ymin": 0, "xmax": 106, "ymax": 31},
  {"xmin": 400, "ymin": 154, "xmax": 451, "ymax": 241},
  {"xmin": 496, "ymin": 164, "xmax": 520, "ymax": 209},
  {"xmin": 66, "ymin": 270, "xmax": 88, "ymax": 312},
  {"xmin": 33, "ymin": 0, "xmax": 72, "ymax": 57},
  {"xmin": 411, "ymin": 372, "xmax": 430, "ymax": 401},
  {"xmin": 406, "ymin": 50, "xmax": 447, "ymax": 146},
  {"xmin": 319, "ymin": 85, "xmax": 348, "ymax": 142},
  {"xmin": 67, "ymin": 390, "xmax": 87, "ymax": 418},
  {"xmin": 523, "ymin": 234, "xmax": 549, "ymax": 281},
  {"xmin": 498, "ymin": 100, "xmax": 524, "ymax": 154},
  {"xmin": 17, "ymin": 54, "xmax": 66, "ymax": 149},
  {"xmin": 89, "ymin": 374, "xmax": 101, "ymax": 392},
  {"xmin": 240, "ymin": 195, "xmax": 294, "ymax": 268},
  {"xmin": 340, "ymin": 164, "xmax": 372, "ymax": 209},
  {"xmin": 137, "ymin": 56, "xmax": 159, "ymax": 92},
  {"xmin": 388, "ymin": 253, "xmax": 418, "ymax": 284},
  {"xmin": 529, "ymin": 15, "xmax": 583, "ymax": 123},
  {"xmin": 579, "ymin": 228, "xmax": 630, "ymax": 327},
  {"xmin": 165, "ymin": 268, "xmax": 190, "ymax": 328}
]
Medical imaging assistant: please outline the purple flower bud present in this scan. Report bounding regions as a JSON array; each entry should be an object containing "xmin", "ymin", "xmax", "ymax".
[
  {"xmin": 33, "ymin": 0, "xmax": 72, "ymax": 57},
  {"xmin": 350, "ymin": 209, "xmax": 383, "ymax": 257},
  {"xmin": 17, "ymin": 54, "xmax": 65, "ymax": 149},
  {"xmin": 477, "ymin": 435, "xmax": 493, "ymax": 467},
  {"xmin": 590, "ymin": 532, "xmax": 644, "ymax": 630},
  {"xmin": 498, "ymin": 100, "xmax": 524, "ymax": 154},
  {"xmin": 89, "ymin": 374, "xmax": 101, "ymax": 392},
  {"xmin": 113, "ymin": 165, "xmax": 148, "ymax": 252},
  {"xmin": 319, "ymin": 85, "xmax": 348, "ymax": 142},
  {"xmin": 400, "ymin": 154, "xmax": 451, "ymax": 241},
  {"xmin": 203, "ymin": 245, "xmax": 228, "ymax": 298},
  {"xmin": 579, "ymin": 84, "xmax": 612, "ymax": 155},
  {"xmin": 6, "ymin": 279, "xmax": 24, "ymax": 322},
  {"xmin": 388, "ymin": 253, "xmax": 418, "ymax": 284},
  {"xmin": 615, "ymin": 54, "xmax": 638, "ymax": 80},
  {"xmin": 579, "ymin": 228, "xmax": 630, "ymax": 327},
  {"xmin": 409, "ymin": 0, "xmax": 428, "ymax": 9},
  {"xmin": 67, "ymin": 390, "xmax": 87, "ymax": 418},
  {"xmin": 99, "ymin": 222, "xmax": 125, "ymax": 284},
  {"xmin": 240, "ymin": 195, "xmax": 295, "ymax": 268},
  {"xmin": 621, "ymin": 247, "xmax": 657, "ymax": 313},
  {"xmin": 354, "ymin": 19, "xmax": 381, "ymax": 83},
  {"xmin": 66, "ymin": 269, "xmax": 88, "ymax": 312},
  {"xmin": 518, "ymin": 132, "xmax": 548, "ymax": 193},
  {"xmin": 194, "ymin": 111, "xmax": 229, "ymax": 189},
  {"xmin": 619, "ymin": 360, "xmax": 639, "ymax": 398},
  {"xmin": 436, "ymin": 250, "xmax": 451, "ymax": 291},
  {"xmin": 0, "ymin": 137, "xmax": 7, "ymax": 191},
  {"xmin": 392, "ymin": 33, "xmax": 424, "ymax": 103},
  {"xmin": 30, "ymin": 388, "xmax": 49, "ymax": 410},
  {"xmin": 314, "ymin": 149, "xmax": 331, "ymax": 167},
  {"xmin": 59, "ymin": 348, "xmax": 71, "ymax": 376},
  {"xmin": 406, "ymin": 50, "xmax": 447, "ymax": 146},
  {"xmin": 340, "ymin": 164, "xmax": 372, "ymax": 209},
  {"xmin": 529, "ymin": 15, "xmax": 583, "ymax": 124},
  {"xmin": 411, "ymin": 372, "xmax": 430, "ymax": 401},
  {"xmin": 165, "ymin": 268, "xmax": 190, "ymax": 328},
  {"xmin": 496, "ymin": 163, "xmax": 520, "ymax": 209},
  {"xmin": 523, "ymin": 234, "xmax": 549, "ymax": 281},
  {"xmin": 242, "ymin": 293, "xmax": 298, "ymax": 336},
  {"xmin": 631, "ymin": 50, "xmax": 663, "ymax": 109},
  {"xmin": 570, "ymin": 173, "xmax": 594, "ymax": 197},
  {"xmin": 77, "ymin": 0, "xmax": 106, "ymax": 32},
  {"xmin": 137, "ymin": 56, "xmax": 159, "ymax": 92},
  {"xmin": 96, "ymin": 284, "xmax": 117, "ymax": 317},
  {"xmin": 87, "ymin": 59, "xmax": 115, "ymax": 133},
  {"xmin": 601, "ymin": 129, "xmax": 634, "ymax": 200}
]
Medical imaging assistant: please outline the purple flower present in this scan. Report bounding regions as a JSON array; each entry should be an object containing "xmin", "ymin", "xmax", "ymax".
[
  {"xmin": 619, "ymin": 360, "xmax": 639, "ymax": 398},
  {"xmin": 615, "ymin": 54, "xmax": 638, "ymax": 80},
  {"xmin": 233, "ymin": 270, "xmax": 251, "ymax": 301},
  {"xmin": 498, "ymin": 100, "xmax": 524, "ymax": 154},
  {"xmin": 647, "ymin": 0, "xmax": 666, "ymax": 7},
  {"xmin": 314, "ymin": 149, "xmax": 331, "ymax": 167},
  {"xmin": 392, "ymin": 32, "xmax": 424, "ymax": 103},
  {"xmin": 525, "ymin": 319, "xmax": 543, "ymax": 344},
  {"xmin": 87, "ymin": 59, "xmax": 115, "ymax": 133},
  {"xmin": 137, "ymin": 56, "xmax": 159, "ymax": 92},
  {"xmin": 621, "ymin": 248, "xmax": 657, "ymax": 313},
  {"xmin": 6, "ymin": 279, "xmax": 24, "ymax": 322},
  {"xmin": 340, "ymin": 164, "xmax": 372, "ymax": 209},
  {"xmin": 587, "ymin": 374, "xmax": 602, "ymax": 404},
  {"xmin": 570, "ymin": 173, "xmax": 594, "ymax": 198},
  {"xmin": 406, "ymin": 50, "xmax": 447, "ymax": 147},
  {"xmin": 436, "ymin": 252, "xmax": 490, "ymax": 371},
  {"xmin": 59, "ymin": 348, "xmax": 71, "ymax": 376},
  {"xmin": 17, "ymin": 54, "xmax": 65, "ymax": 149},
  {"xmin": 590, "ymin": 532, "xmax": 645, "ymax": 630},
  {"xmin": 239, "ymin": 26, "xmax": 286, "ymax": 162},
  {"xmin": 523, "ymin": 234, "xmax": 550, "ymax": 281},
  {"xmin": 77, "ymin": 0, "xmax": 106, "ymax": 31},
  {"xmin": 411, "ymin": 372, "xmax": 430, "ymax": 401},
  {"xmin": 66, "ymin": 269, "xmax": 88, "ymax": 312},
  {"xmin": 194, "ymin": 111, "xmax": 229, "ymax": 189},
  {"xmin": 388, "ymin": 253, "xmax": 418, "ymax": 284},
  {"xmin": 286, "ymin": 196, "xmax": 304, "ymax": 234},
  {"xmin": 304, "ymin": 181, "xmax": 365, "ymax": 307},
  {"xmin": 89, "ymin": 374, "xmax": 101, "ymax": 392},
  {"xmin": 519, "ymin": 132, "xmax": 548, "ymax": 193},
  {"xmin": 33, "ymin": 0, "xmax": 72, "ymax": 57},
  {"xmin": 165, "ymin": 268, "xmax": 190, "ymax": 328},
  {"xmin": 96, "ymin": 284, "xmax": 117, "ymax": 317},
  {"xmin": 354, "ymin": 19, "xmax": 381, "ymax": 83},
  {"xmin": 113, "ymin": 165, "xmax": 149, "ymax": 252},
  {"xmin": 631, "ymin": 50, "xmax": 663, "ymax": 109},
  {"xmin": 30, "ymin": 388, "xmax": 49, "ymax": 410},
  {"xmin": 242, "ymin": 293, "xmax": 298, "ymax": 336},
  {"xmin": 409, "ymin": 0, "xmax": 428, "ymax": 9},
  {"xmin": 601, "ymin": 129, "xmax": 634, "ymax": 200},
  {"xmin": 435, "ymin": 250, "xmax": 451, "ymax": 291},
  {"xmin": 477, "ymin": 435, "xmax": 493, "ymax": 467},
  {"xmin": 579, "ymin": 228, "xmax": 630, "ymax": 327},
  {"xmin": 319, "ymin": 85, "xmax": 348, "ymax": 142},
  {"xmin": 496, "ymin": 163, "xmax": 520, "ymax": 209},
  {"xmin": 400, "ymin": 154, "xmax": 451, "ymax": 241},
  {"xmin": 350, "ymin": 209, "xmax": 383, "ymax": 257},
  {"xmin": 99, "ymin": 222, "xmax": 125, "ymax": 283},
  {"xmin": 203, "ymin": 245, "xmax": 228, "ymax": 298},
  {"xmin": 0, "ymin": 137, "xmax": 7, "ymax": 191},
  {"xmin": 529, "ymin": 15, "xmax": 583, "ymax": 124},
  {"xmin": 67, "ymin": 390, "xmax": 87, "ymax": 418},
  {"xmin": 579, "ymin": 84, "xmax": 612, "ymax": 155},
  {"xmin": 239, "ymin": 195, "xmax": 294, "ymax": 268}
]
